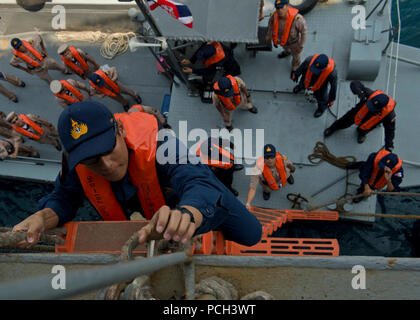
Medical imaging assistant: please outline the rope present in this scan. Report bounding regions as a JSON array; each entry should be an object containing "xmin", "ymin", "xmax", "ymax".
[
  {"xmin": 393, "ymin": 0, "xmax": 401, "ymax": 99},
  {"xmin": 287, "ymin": 193, "xmax": 309, "ymax": 209},
  {"xmin": 55, "ymin": 31, "xmax": 136, "ymax": 60},
  {"xmin": 0, "ymin": 231, "xmax": 64, "ymax": 248},
  {"xmin": 308, "ymin": 141, "xmax": 357, "ymax": 169},
  {"xmin": 241, "ymin": 291, "xmax": 274, "ymax": 300},
  {"xmin": 195, "ymin": 276, "xmax": 238, "ymax": 300}
]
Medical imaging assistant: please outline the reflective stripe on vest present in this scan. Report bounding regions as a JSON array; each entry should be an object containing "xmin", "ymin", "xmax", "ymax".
[
  {"xmin": 60, "ymin": 47, "xmax": 89, "ymax": 76},
  {"xmin": 213, "ymin": 75, "xmax": 241, "ymax": 111},
  {"xmin": 75, "ymin": 111, "xmax": 166, "ymax": 220},
  {"xmin": 204, "ymin": 42, "xmax": 226, "ymax": 67},
  {"xmin": 272, "ymin": 7, "xmax": 299, "ymax": 48},
  {"xmin": 256, "ymin": 153, "xmax": 287, "ymax": 190},
  {"xmin": 89, "ymin": 70, "xmax": 120, "ymax": 98},
  {"xmin": 369, "ymin": 150, "xmax": 403, "ymax": 190},
  {"xmin": 12, "ymin": 114, "xmax": 44, "ymax": 140},
  {"xmin": 196, "ymin": 140, "xmax": 234, "ymax": 169},
  {"xmin": 354, "ymin": 90, "xmax": 396, "ymax": 131},
  {"xmin": 304, "ymin": 55, "xmax": 335, "ymax": 92},
  {"xmin": 55, "ymin": 80, "xmax": 83, "ymax": 104},
  {"xmin": 13, "ymin": 40, "xmax": 43, "ymax": 67}
]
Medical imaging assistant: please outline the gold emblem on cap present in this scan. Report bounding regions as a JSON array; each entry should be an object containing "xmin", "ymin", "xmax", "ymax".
[
  {"xmin": 387, "ymin": 159, "xmax": 390, "ymax": 163},
  {"xmin": 71, "ymin": 118, "xmax": 88, "ymax": 140},
  {"xmin": 266, "ymin": 147, "xmax": 271, "ymax": 152},
  {"xmin": 374, "ymin": 101, "xmax": 378, "ymax": 104}
]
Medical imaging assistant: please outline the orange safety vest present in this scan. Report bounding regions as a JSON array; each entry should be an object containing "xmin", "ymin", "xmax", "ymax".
[
  {"xmin": 89, "ymin": 70, "xmax": 120, "ymax": 98},
  {"xmin": 196, "ymin": 140, "xmax": 234, "ymax": 169},
  {"xmin": 131, "ymin": 104, "xmax": 144, "ymax": 112},
  {"xmin": 369, "ymin": 150, "xmax": 403, "ymax": 190},
  {"xmin": 13, "ymin": 40, "xmax": 44, "ymax": 68},
  {"xmin": 54, "ymin": 80, "xmax": 83, "ymax": 104},
  {"xmin": 60, "ymin": 46, "xmax": 89, "ymax": 77},
  {"xmin": 12, "ymin": 114, "xmax": 44, "ymax": 140},
  {"xmin": 304, "ymin": 54, "xmax": 335, "ymax": 92},
  {"xmin": 213, "ymin": 75, "xmax": 241, "ymax": 111},
  {"xmin": 354, "ymin": 90, "xmax": 396, "ymax": 131},
  {"xmin": 75, "ymin": 112, "xmax": 166, "ymax": 220},
  {"xmin": 256, "ymin": 153, "xmax": 287, "ymax": 190},
  {"xmin": 204, "ymin": 42, "xmax": 226, "ymax": 67},
  {"xmin": 272, "ymin": 7, "xmax": 299, "ymax": 48}
]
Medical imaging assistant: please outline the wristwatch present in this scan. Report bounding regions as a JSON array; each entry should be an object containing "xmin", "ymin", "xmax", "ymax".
[{"xmin": 177, "ymin": 206, "xmax": 195, "ymax": 224}]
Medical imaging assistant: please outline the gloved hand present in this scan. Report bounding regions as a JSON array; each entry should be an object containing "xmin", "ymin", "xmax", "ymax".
[{"xmin": 290, "ymin": 71, "xmax": 298, "ymax": 82}]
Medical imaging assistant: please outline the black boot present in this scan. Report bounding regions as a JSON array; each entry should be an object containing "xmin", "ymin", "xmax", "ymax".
[
  {"xmin": 277, "ymin": 51, "xmax": 291, "ymax": 59},
  {"xmin": 248, "ymin": 106, "xmax": 258, "ymax": 114},
  {"xmin": 357, "ymin": 133, "xmax": 367, "ymax": 144},
  {"xmin": 323, "ymin": 127, "xmax": 335, "ymax": 137},
  {"xmin": 293, "ymin": 85, "xmax": 302, "ymax": 94},
  {"xmin": 233, "ymin": 164, "xmax": 244, "ymax": 171},
  {"xmin": 314, "ymin": 108, "xmax": 326, "ymax": 118},
  {"xmin": 263, "ymin": 192, "xmax": 270, "ymax": 200},
  {"xmin": 287, "ymin": 175, "xmax": 294, "ymax": 185}
]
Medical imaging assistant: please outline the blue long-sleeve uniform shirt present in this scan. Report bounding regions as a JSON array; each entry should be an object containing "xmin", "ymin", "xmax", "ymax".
[
  {"xmin": 38, "ymin": 134, "xmax": 262, "ymax": 246},
  {"xmin": 359, "ymin": 152, "xmax": 404, "ymax": 191}
]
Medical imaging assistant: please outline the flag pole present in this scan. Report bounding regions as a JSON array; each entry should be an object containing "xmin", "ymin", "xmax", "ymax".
[{"xmin": 134, "ymin": 0, "xmax": 194, "ymax": 90}]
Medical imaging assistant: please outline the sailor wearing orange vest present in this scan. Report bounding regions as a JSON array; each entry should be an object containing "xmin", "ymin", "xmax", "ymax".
[
  {"xmin": 57, "ymin": 44, "xmax": 100, "ymax": 79},
  {"xmin": 346, "ymin": 150, "xmax": 403, "ymax": 203},
  {"xmin": 5, "ymin": 111, "xmax": 62, "ymax": 151},
  {"xmin": 246, "ymin": 144, "xmax": 295, "ymax": 208},
  {"xmin": 128, "ymin": 104, "xmax": 169, "ymax": 129},
  {"xmin": 89, "ymin": 66, "xmax": 142, "ymax": 111},
  {"xmin": 212, "ymin": 76, "xmax": 258, "ymax": 131},
  {"xmin": 324, "ymin": 81, "xmax": 396, "ymax": 150},
  {"xmin": 10, "ymin": 36, "xmax": 69, "ymax": 84},
  {"xmin": 266, "ymin": 0, "xmax": 307, "ymax": 74},
  {"xmin": 196, "ymin": 137, "xmax": 244, "ymax": 197},
  {"xmin": 12, "ymin": 101, "xmax": 262, "ymax": 248},
  {"xmin": 0, "ymin": 71, "xmax": 26, "ymax": 103},
  {"xmin": 292, "ymin": 54, "xmax": 338, "ymax": 118},
  {"xmin": 181, "ymin": 42, "xmax": 241, "ymax": 83},
  {"xmin": 50, "ymin": 79, "xmax": 91, "ymax": 109}
]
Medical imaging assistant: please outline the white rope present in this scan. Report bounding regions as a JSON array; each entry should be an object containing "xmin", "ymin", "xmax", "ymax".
[
  {"xmin": 385, "ymin": 0, "xmax": 395, "ymax": 94},
  {"xmin": 392, "ymin": 0, "xmax": 402, "ymax": 99}
]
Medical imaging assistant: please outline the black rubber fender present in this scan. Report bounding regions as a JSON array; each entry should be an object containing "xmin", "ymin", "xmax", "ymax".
[
  {"xmin": 289, "ymin": 0, "xmax": 319, "ymax": 15},
  {"xmin": 16, "ymin": 0, "xmax": 46, "ymax": 12}
]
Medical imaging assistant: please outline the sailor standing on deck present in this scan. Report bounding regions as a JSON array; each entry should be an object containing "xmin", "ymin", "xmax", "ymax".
[
  {"xmin": 292, "ymin": 54, "xmax": 338, "ymax": 118},
  {"xmin": 346, "ymin": 150, "xmax": 403, "ymax": 203},
  {"xmin": 212, "ymin": 76, "xmax": 258, "ymax": 131},
  {"xmin": 266, "ymin": 0, "xmax": 307, "ymax": 76},
  {"xmin": 10, "ymin": 36, "xmax": 70, "ymax": 84},
  {"xmin": 0, "ymin": 70, "xmax": 26, "ymax": 103},
  {"xmin": 246, "ymin": 144, "xmax": 295, "ymax": 208},
  {"xmin": 196, "ymin": 137, "xmax": 244, "ymax": 197},
  {"xmin": 324, "ymin": 80, "xmax": 396, "ymax": 150},
  {"xmin": 50, "ymin": 79, "xmax": 92, "ymax": 109},
  {"xmin": 57, "ymin": 44, "xmax": 100, "ymax": 80},
  {"xmin": 12, "ymin": 101, "xmax": 262, "ymax": 248},
  {"xmin": 89, "ymin": 65, "xmax": 142, "ymax": 111}
]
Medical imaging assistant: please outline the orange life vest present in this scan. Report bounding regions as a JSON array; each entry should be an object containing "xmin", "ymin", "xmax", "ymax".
[
  {"xmin": 304, "ymin": 54, "xmax": 335, "ymax": 92},
  {"xmin": 13, "ymin": 40, "xmax": 44, "ymax": 68},
  {"xmin": 256, "ymin": 153, "xmax": 287, "ymax": 190},
  {"xmin": 60, "ymin": 46, "xmax": 89, "ymax": 77},
  {"xmin": 213, "ymin": 75, "xmax": 241, "ymax": 111},
  {"xmin": 75, "ymin": 112, "xmax": 166, "ymax": 220},
  {"xmin": 204, "ymin": 42, "xmax": 226, "ymax": 67},
  {"xmin": 196, "ymin": 140, "xmax": 234, "ymax": 169},
  {"xmin": 54, "ymin": 80, "xmax": 83, "ymax": 104},
  {"xmin": 89, "ymin": 70, "xmax": 120, "ymax": 98},
  {"xmin": 354, "ymin": 90, "xmax": 396, "ymax": 131},
  {"xmin": 12, "ymin": 114, "xmax": 44, "ymax": 140},
  {"xmin": 272, "ymin": 7, "xmax": 299, "ymax": 47},
  {"xmin": 131, "ymin": 104, "xmax": 144, "ymax": 112},
  {"xmin": 369, "ymin": 150, "xmax": 403, "ymax": 190}
]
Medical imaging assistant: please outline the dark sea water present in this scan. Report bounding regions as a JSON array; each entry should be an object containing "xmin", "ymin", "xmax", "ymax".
[{"xmin": 1, "ymin": 1, "xmax": 420, "ymax": 257}]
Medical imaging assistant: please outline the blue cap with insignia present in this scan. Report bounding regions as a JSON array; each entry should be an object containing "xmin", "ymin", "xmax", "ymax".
[
  {"xmin": 58, "ymin": 101, "xmax": 117, "ymax": 170},
  {"xmin": 264, "ymin": 144, "xmax": 276, "ymax": 158},
  {"xmin": 11, "ymin": 38, "xmax": 22, "ymax": 49},
  {"xmin": 366, "ymin": 93, "xmax": 389, "ymax": 113},
  {"xmin": 274, "ymin": 0, "xmax": 288, "ymax": 8},
  {"xmin": 309, "ymin": 54, "xmax": 329, "ymax": 76},
  {"xmin": 378, "ymin": 153, "xmax": 399, "ymax": 170},
  {"xmin": 197, "ymin": 44, "xmax": 216, "ymax": 61},
  {"xmin": 215, "ymin": 77, "xmax": 234, "ymax": 97}
]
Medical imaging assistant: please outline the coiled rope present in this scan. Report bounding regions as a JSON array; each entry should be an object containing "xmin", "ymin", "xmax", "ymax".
[
  {"xmin": 195, "ymin": 276, "xmax": 238, "ymax": 300},
  {"xmin": 0, "ymin": 227, "xmax": 65, "ymax": 251},
  {"xmin": 55, "ymin": 31, "xmax": 136, "ymax": 60},
  {"xmin": 308, "ymin": 141, "xmax": 357, "ymax": 169}
]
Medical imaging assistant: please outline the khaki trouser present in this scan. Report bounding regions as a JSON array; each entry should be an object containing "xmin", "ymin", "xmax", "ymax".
[
  {"xmin": 0, "ymin": 72, "xmax": 23, "ymax": 100},
  {"xmin": 217, "ymin": 92, "xmax": 253, "ymax": 127},
  {"xmin": 32, "ymin": 57, "xmax": 67, "ymax": 84},
  {"xmin": 283, "ymin": 42, "xmax": 302, "ymax": 71}
]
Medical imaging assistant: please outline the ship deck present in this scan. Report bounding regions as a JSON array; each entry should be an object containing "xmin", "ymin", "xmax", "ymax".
[{"xmin": 0, "ymin": 0, "xmax": 420, "ymax": 223}]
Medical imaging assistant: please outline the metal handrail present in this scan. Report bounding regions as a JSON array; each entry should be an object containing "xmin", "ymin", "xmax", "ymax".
[{"xmin": 0, "ymin": 252, "xmax": 190, "ymax": 300}]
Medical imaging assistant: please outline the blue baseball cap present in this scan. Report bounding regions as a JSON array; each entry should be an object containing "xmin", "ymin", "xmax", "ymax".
[
  {"xmin": 89, "ymin": 73, "xmax": 105, "ymax": 87},
  {"xmin": 310, "ymin": 54, "xmax": 329, "ymax": 76},
  {"xmin": 11, "ymin": 38, "xmax": 22, "ymax": 49},
  {"xmin": 366, "ymin": 93, "xmax": 389, "ymax": 112},
  {"xmin": 274, "ymin": 0, "xmax": 288, "ymax": 8},
  {"xmin": 377, "ymin": 153, "xmax": 399, "ymax": 170},
  {"xmin": 216, "ymin": 77, "xmax": 234, "ymax": 97},
  {"xmin": 58, "ymin": 101, "xmax": 117, "ymax": 170},
  {"xmin": 264, "ymin": 144, "xmax": 276, "ymax": 158},
  {"xmin": 197, "ymin": 45, "xmax": 216, "ymax": 61}
]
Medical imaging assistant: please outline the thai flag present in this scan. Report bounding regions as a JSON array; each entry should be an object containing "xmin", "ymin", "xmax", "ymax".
[{"xmin": 147, "ymin": 0, "xmax": 194, "ymax": 28}]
